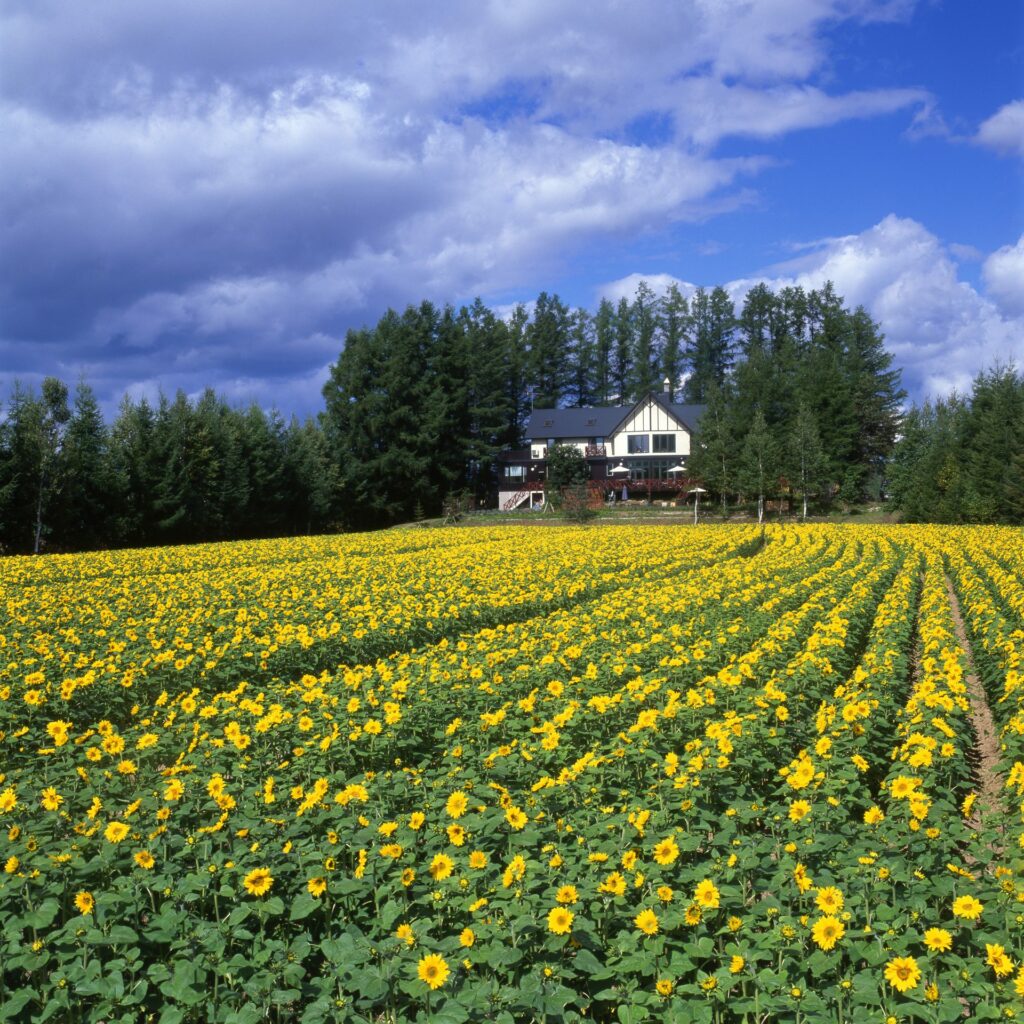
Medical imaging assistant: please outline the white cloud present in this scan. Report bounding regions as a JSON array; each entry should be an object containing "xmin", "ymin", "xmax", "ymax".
[
  {"xmin": 975, "ymin": 99, "xmax": 1024, "ymax": 158},
  {"xmin": 948, "ymin": 242, "xmax": 983, "ymax": 263},
  {"xmin": 674, "ymin": 80, "xmax": 926, "ymax": 146},
  {"xmin": 0, "ymin": 0, "xmax": 941, "ymax": 414},
  {"xmin": 600, "ymin": 216, "xmax": 1024, "ymax": 401},
  {"xmin": 983, "ymin": 236, "xmax": 1024, "ymax": 317},
  {"xmin": 597, "ymin": 273, "xmax": 697, "ymax": 306}
]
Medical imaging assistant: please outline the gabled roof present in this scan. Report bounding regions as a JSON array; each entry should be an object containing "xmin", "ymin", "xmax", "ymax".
[{"xmin": 525, "ymin": 394, "xmax": 706, "ymax": 440}]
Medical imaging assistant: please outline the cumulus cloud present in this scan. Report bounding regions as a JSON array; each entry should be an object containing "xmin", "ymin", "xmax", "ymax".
[
  {"xmin": 600, "ymin": 216, "xmax": 1024, "ymax": 402},
  {"xmin": 983, "ymin": 236, "xmax": 1024, "ymax": 317},
  {"xmin": 975, "ymin": 99, "xmax": 1024, "ymax": 158},
  {"xmin": 0, "ymin": 0, "xmax": 938, "ymax": 414},
  {"xmin": 597, "ymin": 273, "xmax": 698, "ymax": 306}
]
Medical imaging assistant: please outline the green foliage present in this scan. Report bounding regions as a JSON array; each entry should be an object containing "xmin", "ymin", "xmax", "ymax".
[
  {"xmin": 737, "ymin": 408, "xmax": 776, "ymax": 522},
  {"xmin": 890, "ymin": 365, "xmax": 1023, "ymax": 524},
  {"xmin": 544, "ymin": 444, "xmax": 589, "ymax": 510}
]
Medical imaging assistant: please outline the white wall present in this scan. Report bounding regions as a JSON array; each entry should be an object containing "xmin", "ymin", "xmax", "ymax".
[{"xmin": 607, "ymin": 399, "xmax": 691, "ymax": 458}]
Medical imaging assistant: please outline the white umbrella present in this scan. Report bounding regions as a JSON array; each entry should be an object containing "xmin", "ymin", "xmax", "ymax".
[
  {"xmin": 666, "ymin": 464, "xmax": 686, "ymax": 475},
  {"xmin": 688, "ymin": 486, "xmax": 707, "ymax": 525},
  {"xmin": 609, "ymin": 463, "xmax": 629, "ymax": 474}
]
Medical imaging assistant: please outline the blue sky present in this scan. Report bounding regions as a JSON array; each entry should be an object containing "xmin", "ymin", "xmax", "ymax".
[{"xmin": 1, "ymin": 0, "xmax": 1021, "ymax": 417}]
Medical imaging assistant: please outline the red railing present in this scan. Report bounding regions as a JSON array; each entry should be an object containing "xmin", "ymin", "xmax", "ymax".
[{"xmin": 502, "ymin": 489, "xmax": 531, "ymax": 511}]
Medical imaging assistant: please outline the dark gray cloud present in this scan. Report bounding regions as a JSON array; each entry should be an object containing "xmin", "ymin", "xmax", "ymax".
[{"xmin": 1, "ymin": 0, "xmax": 931, "ymax": 416}]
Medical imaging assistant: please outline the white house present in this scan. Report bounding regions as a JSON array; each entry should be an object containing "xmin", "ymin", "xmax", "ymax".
[{"xmin": 497, "ymin": 382, "xmax": 705, "ymax": 510}]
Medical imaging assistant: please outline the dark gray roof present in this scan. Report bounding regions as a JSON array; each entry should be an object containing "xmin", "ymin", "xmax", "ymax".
[{"xmin": 525, "ymin": 394, "xmax": 706, "ymax": 439}]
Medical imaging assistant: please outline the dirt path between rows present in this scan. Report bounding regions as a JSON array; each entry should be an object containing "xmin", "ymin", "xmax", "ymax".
[{"xmin": 944, "ymin": 574, "xmax": 1007, "ymax": 848}]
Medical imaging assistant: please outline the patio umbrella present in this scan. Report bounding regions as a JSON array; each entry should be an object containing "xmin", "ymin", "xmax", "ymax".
[{"xmin": 688, "ymin": 486, "xmax": 707, "ymax": 525}]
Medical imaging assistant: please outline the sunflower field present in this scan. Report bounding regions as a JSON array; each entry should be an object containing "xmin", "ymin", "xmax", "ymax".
[{"xmin": 1, "ymin": 523, "xmax": 1022, "ymax": 1023}]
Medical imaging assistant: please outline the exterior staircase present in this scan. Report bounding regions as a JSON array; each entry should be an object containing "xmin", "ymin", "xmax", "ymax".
[{"xmin": 502, "ymin": 489, "xmax": 531, "ymax": 511}]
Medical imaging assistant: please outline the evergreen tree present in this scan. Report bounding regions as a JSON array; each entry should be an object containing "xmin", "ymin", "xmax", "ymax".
[
  {"xmin": 843, "ymin": 306, "xmax": 905, "ymax": 497},
  {"xmin": 238, "ymin": 404, "xmax": 288, "ymax": 536},
  {"xmin": 52, "ymin": 380, "xmax": 114, "ymax": 549},
  {"xmin": 428, "ymin": 303, "xmax": 473, "ymax": 505},
  {"xmin": 527, "ymin": 292, "xmax": 572, "ymax": 409},
  {"xmin": 659, "ymin": 284, "xmax": 689, "ymax": 400},
  {"xmin": 962, "ymin": 365, "xmax": 1024, "ymax": 522},
  {"xmin": 737, "ymin": 283, "xmax": 780, "ymax": 359},
  {"xmin": 889, "ymin": 396, "xmax": 970, "ymax": 523},
  {"xmin": 785, "ymin": 402, "xmax": 826, "ymax": 519},
  {"xmin": 687, "ymin": 381, "xmax": 736, "ymax": 515},
  {"xmin": 153, "ymin": 390, "xmax": 228, "ymax": 543},
  {"xmin": 322, "ymin": 320, "xmax": 392, "ymax": 527},
  {"xmin": 0, "ymin": 383, "xmax": 51, "ymax": 552},
  {"xmin": 461, "ymin": 299, "xmax": 513, "ymax": 500},
  {"xmin": 566, "ymin": 308, "xmax": 597, "ymax": 408},
  {"xmin": 629, "ymin": 281, "xmax": 660, "ymax": 399},
  {"xmin": 737, "ymin": 407, "xmax": 776, "ymax": 524},
  {"xmin": 612, "ymin": 297, "xmax": 633, "ymax": 403},
  {"xmin": 501, "ymin": 304, "xmax": 532, "ymax": 448},
  {"xmin": 109, "ymin": 395, "xmax": 162, "ymax": 546},
  {"xmin": 27, "ymin": 378, "xmax": 72, "ymax": 553},
  {"xmin": 684, "ymin": 286, "xmax": 734, "ymax": 402},
  {"xmin": 593, "ymin": 299, "xmax": 615, "ymax": 405}
]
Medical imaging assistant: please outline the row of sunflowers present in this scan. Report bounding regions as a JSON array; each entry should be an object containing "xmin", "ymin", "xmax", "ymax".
[{"xmin": 0, "ymin": 524, "xmax": 1021, "ymax": 1023}]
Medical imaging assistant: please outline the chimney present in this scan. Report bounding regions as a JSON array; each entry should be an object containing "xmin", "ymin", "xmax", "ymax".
[{"xmin": 663, "ymin": 377, "xmax": 671, "ymax": 395}]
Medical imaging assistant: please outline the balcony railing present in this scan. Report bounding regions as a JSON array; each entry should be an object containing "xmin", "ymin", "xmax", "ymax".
[{"xmin": 584, "ymin": 445, "xmax": 607, "ymax": 458}]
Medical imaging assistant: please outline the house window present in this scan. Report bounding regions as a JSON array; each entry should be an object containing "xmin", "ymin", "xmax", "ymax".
[
  {"xmin": 504, "ymin": 465, "xmax": 525, "ymax": 479},
  {"xmin": 627, "ymin": 434, "xmax": 649, "ymax": 454},
  {"xmin": 653, "ymin": 434, "xmax": 676, "ymax": 453}
]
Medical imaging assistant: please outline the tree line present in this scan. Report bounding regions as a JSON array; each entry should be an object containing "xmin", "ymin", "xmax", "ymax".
[
  {"xmin": 3, "ymin": 279, "xmax": 1017, "ymax": 552},
  {"xmin": 325, "ymin": 281, "xmax": 906, "ymax": 526},
  {"xmin": 0, "ymin": 383, "xmax": 336, "ymax": 553},
  {"xmin": 888, "ymin": 366, "xmax": 1024, "ymax": 523}
]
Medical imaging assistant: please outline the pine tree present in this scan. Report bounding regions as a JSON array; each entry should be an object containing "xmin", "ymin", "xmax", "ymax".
[
  {"xmin": 737, "ymin": 407, "xmax": 776, "ymax": 524},
  {"xmin": 629, "ymin": 281, "xmax": 660, "ymax": 399},
  {"xmin": 659, "ymin": 284, "xmax": 689, "ymax": 400},
  {"xmin": 962, "ymin": 366, "xmax": 1024, "ymax": 521},
  {"xmin": 843, "ymin": 306, "xmax": 905, "ymax": 497},
  {"xmin": 612, "ymin": 297, "xmax": 633, "ymax": 403},
  {"xmin": 527, "ymin": 292, "xmax": 572, "ymax": 409},
  {"xmin": 501, "ymin": 304, "xmax": 532, "ymax": 448},
  {"xmin": 889, "ymin": 396, "xmax": 970, "ymax": 523},
  {"xmin": 109, "ymin": 395, "xmax": 162, "ymax": 546},
  {"xmin": 0, "ymin": 383, "xmax": 50, "ymax": 552},
  {"xmin": 29, "ymin": 378, "xmax": 71, "ymax": 553},
  {"xmin": 53, "ymin": 380, "xmax": 114, "ymax": 549},
  {"xmin": 687, "ymin": 381, "xmax": 736, "ymax": 515},
  {"xmin": 285, "ymin": 416, "xmax": 337, "ymax": 534},
  {"xmin": 566, "ymin": 308, "xmax": 597, "ymax": 408},
  {"xmin": 461, "ymin": 298, "xmax": 513, "ymax": 501},
  {"xmin": 593, "ymin": 299, "xmax": 615, "ymax": 405},
  {"xmin": 428, "ymin": 304, "xmax": 472, "ymax": 507},
  {"xmin": 786, "ymin": 402, "xmax": 826, "ymax": 519},
  {"xmin": 684, "ymin": 286, "xmax": 735, "ymax": 402}
]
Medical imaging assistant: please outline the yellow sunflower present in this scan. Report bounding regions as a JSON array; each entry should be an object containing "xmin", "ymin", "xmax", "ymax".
[
  {"xmin": 884, "ymin": 956, "xmax": 921, "ymax": 993},
  {"xmin": 417, "ymin": 954, "xmax": 450, "ymax": 991},
  {"xmin": 242, "ymin": 867, "xmax": 274, "ymax": 897}
]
